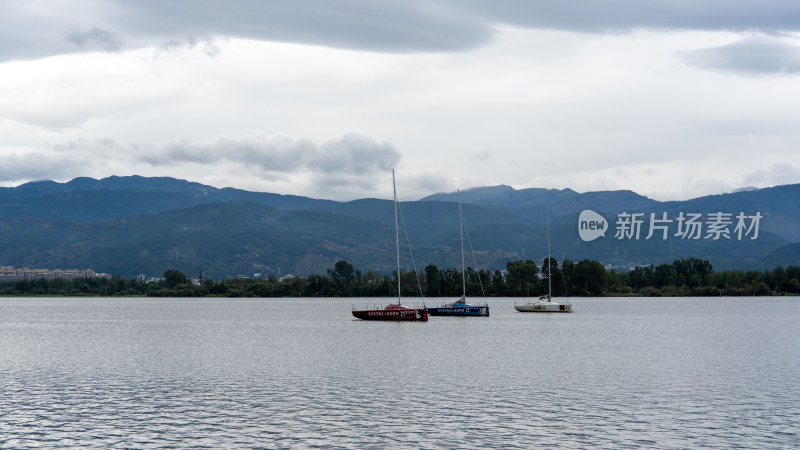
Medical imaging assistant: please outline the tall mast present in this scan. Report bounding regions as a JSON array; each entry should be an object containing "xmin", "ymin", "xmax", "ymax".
[
  {"xmin": 393, "ymin": 169, "xmax": 401, "ymax": 304},
  {"xmin": 547, "ymin": 205, "xmax": 552, "ymax": 301},
  {"xmin": 458, "ymin": 189, "xmax": 466, "ymax": 299}
]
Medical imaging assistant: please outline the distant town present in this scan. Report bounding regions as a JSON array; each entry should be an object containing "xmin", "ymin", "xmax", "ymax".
[
  {"xmin": 0, "ymin": 266, "xmax": 111, "ymax": 282},
  {"xmin": 0, "ymin": 257, "xmax": 797, "ymax": 298}
]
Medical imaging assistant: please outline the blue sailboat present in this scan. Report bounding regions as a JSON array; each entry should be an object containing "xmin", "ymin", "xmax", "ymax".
[
  {"xmin": 426, "ymin": 190, "xmax": 490, "ymax": 317},
  {"xmin": 426, "ymin": 296, "xmax": 489, "ymax": 317}
]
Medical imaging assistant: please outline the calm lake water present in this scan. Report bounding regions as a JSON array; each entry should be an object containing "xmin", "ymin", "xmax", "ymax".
[{"xmin": 1, "ymin": 296, "xmax": 798, "ymax": 448}]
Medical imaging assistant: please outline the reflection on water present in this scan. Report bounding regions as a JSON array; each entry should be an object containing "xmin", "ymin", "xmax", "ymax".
[{"xmin": 1, "ymin": 297, "xmax": 798, "ymax": 448}]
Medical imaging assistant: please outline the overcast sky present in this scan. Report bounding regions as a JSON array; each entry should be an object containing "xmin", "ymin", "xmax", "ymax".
[{"xmin": 2, "ymin": 1, "xmax": 800, "ymax": 201}]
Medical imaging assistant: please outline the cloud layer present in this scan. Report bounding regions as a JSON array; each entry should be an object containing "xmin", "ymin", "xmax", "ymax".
[
  {"xmin": 2, "ymin": 1, "xmax": 800, "ymax": 201},
  {"xmin": 681, "ymin": 36, "xmax": 800, "ymax": 74},
  {"xmin": 4, "ymin": 1, "xmax": 800, "ymax": 60},
  {"xmin": 3, "ymin": 134, "xmax": 402, "ymax": 200}
]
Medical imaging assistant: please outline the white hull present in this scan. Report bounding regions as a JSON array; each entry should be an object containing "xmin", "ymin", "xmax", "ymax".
[
  {"xmin": 515, "ymin": 301, "xmax": 573, "ymax": 313},
  {"xmin": 516, "ymin": 207, "xmax": 575, "ymax": 314}
]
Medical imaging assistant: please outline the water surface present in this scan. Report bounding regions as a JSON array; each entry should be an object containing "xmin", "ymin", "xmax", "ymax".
[{"xmin": 1, "ymin": 297, "xmax": 798, "ymax": 448}]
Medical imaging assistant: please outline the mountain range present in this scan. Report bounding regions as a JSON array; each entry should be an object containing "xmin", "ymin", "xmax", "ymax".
[{"xmin": 1, "ymin": 175, "xmax": 798, "ymax": 279}]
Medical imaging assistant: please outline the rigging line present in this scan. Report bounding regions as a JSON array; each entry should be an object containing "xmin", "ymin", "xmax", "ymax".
[
  {"xmin": 397, "ymin": 200, "xmax": 424, "ymax": 298},
  {"xmin": 462, "ymin": 212, "xmax": 487, "ymax": 298}
]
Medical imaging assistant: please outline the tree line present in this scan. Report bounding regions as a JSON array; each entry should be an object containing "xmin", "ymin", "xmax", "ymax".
[{"xmin": 1, "ymin": 258, "xmax": 799, "ymax": 297}]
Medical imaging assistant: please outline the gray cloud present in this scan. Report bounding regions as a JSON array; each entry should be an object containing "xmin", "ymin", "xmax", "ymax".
[
  {"xmin": 0, "ymin": 148, "xmax": 93, "ymax": 183},
  {"xmin": 157, "ymin": 36, "xmax": 221, "ymax": 57},
  {"xmin": 159, "ymin": 133, "xmax": 402, "ymax": 200},
  {"xmin": 1, "ymin": 134, "xmax": 403, "ymax": 200},
  {"xmin": 3, "ymin": 1, "xmax": 800, "ymax": 61},
  {"xmin": 122, "ymin": 0, "xmax": 490, "ymax": 53},
  {"xmin": 458, "ymin": 0, "xmax": 800, "ymax": 34},
  {"xmin": 402, "ymin": 171, "xmax": 454, "ymax": 199},
  {"xmin": 679, "ymin": 36, "xmax": 800, "ymax": 74},
  {"xmin": 63, "ymin": 27, "xmax": 122, "ymax": 52},
  {"xmin": 0, "ymin": 0, "xmax": 488, "ymax": 61},
  {"xmin": 0, "ymin": 157, "xmax": 64, "ymax": 182},
  {"xmin": 743, "ymin": 163, "xmax": 800, "ymax": 186},
  {"xmin": 154, "ymin": 133, "xmax": 400, "ymax": 176}
]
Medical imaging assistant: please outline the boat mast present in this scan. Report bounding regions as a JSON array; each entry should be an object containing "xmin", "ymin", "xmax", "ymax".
[
  {"xmin": 547, "ymin": 205, "xmax": 552, "ymax": 301},
  {"xmin": 393, "ymin": 169, "xmax": 401, "ymax": 304},
  {"xmin": 458, "ymin": 189, "xmax": 466, "ymax": 299}
]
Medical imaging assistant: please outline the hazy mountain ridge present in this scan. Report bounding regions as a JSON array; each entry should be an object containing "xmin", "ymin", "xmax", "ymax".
[
  {"xmin": 0, "ymin": 175, "xmax": 337, "ymax": 222},
  {"xmin": 0, "ymin": 176, "xmax": 798, "ymax": 278},
  {"xmin": 421, "ymin": 185, "xmax": 579, "ymax": 208}
]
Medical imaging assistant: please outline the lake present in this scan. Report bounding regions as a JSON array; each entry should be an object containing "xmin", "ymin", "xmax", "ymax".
[{"xmin": 1, "ymin": 296, "xmax": 798, "ymax": 448}]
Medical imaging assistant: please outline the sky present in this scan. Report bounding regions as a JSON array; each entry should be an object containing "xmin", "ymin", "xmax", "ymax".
[{"xmin": 2, "ymin": 1, "xmax": 800, "ymax": 202}]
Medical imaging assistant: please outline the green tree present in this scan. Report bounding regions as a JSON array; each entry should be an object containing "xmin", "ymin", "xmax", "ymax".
[
  {"xmin": 328, "ymin": 260, "xmax": 356, "ymax": 296},
  {"xmin": 543, "ymin": 257, "xmax": 564, "ymax": 296},
  {"xmin": 575, "ymin": 259, "xmax": 607, "ymax": 295},
  {"xmin": 164, "ymin": 269, "xmax": 188, "ymax": 288},
  {"xmin": 424, "ymin": 264, "xmax": 444, "ymax": 297},
  {"xmin": 491, "ymin": 269, "xmax": 506, "ymax": 296},
  {"xmin": 506, "ymin": 259, "xmax": 538, "ymax": 296},
  {"xmin": 329, "ymin": 260, "xmax": 355, "ymax": 284}
]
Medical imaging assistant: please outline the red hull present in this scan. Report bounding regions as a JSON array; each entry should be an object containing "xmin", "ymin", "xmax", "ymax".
[{"xmin": 352, "ymin": 305, "xmax": 428, "ymax": 321}]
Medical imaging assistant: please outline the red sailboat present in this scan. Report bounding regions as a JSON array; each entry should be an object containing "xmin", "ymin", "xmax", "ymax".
[
  {"xmin": 351, "ymin": 302, "xmax": 428, "ymax": 321},
  {"xmin": 352, "ymin": 170, "xmax": 428, "ymax": 321}
]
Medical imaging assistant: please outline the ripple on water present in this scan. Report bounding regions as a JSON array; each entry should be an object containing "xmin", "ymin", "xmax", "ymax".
[{"xmin": 0, "ymin": 297, "xmax": 798, "ymax": 448}]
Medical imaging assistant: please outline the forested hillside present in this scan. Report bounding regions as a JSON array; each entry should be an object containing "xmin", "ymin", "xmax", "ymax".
[{"xmin": 1, "ymin": 176, "xmax": 799, "ymax": 278}]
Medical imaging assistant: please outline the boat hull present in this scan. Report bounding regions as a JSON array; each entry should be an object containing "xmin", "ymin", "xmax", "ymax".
[
  {"xmin": 427, "ymin": 305, "xmax": 489, "ymax": 317},
  {"xmin": 514, "ymin": 302, "xmax": 573, "ymax": 313},
  {"xmin": 352, "ymin": 308, "xmax": 428, "ymax": 321}
]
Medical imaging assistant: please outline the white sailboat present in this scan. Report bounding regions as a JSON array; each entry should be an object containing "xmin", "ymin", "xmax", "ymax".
[{"xmin": 515, "ymin": 206, "xmax": 574, "ymax": 313}]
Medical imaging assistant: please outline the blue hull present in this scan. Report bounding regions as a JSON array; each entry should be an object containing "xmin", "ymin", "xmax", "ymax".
[{"xmin": 427, "ymin": 305, "xmax": 489, "ymax": 317}]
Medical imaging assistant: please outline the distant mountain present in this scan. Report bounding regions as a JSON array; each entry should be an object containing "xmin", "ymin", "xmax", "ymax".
[
  {"xmin": 421, "ymin": 185, "xmax": 578, "ymax": 207},
  {"xmin": 422, "ymin": 185, "xmax": 657, "ymax": 223},
  {"xmin": 657, "ymin": 184, "xmax": 800, "ymax": 243},
  {"xmin": 731, "ymin": 186, "xmax": 760, "ymax": 193},
  {"xmin": 0, "ymin": 175, "xmax": 336, "ymax": 222},
  {"xmin": 0, "ymin": 176, "xmax": 798, "ymax": 277},
  {"xmin": 0, "ymin": 201, "xmax": 519, "ymax": 279},
  {"xmin": 757, "ymin": 243, "xmax": 800, "ymax": 270}
]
